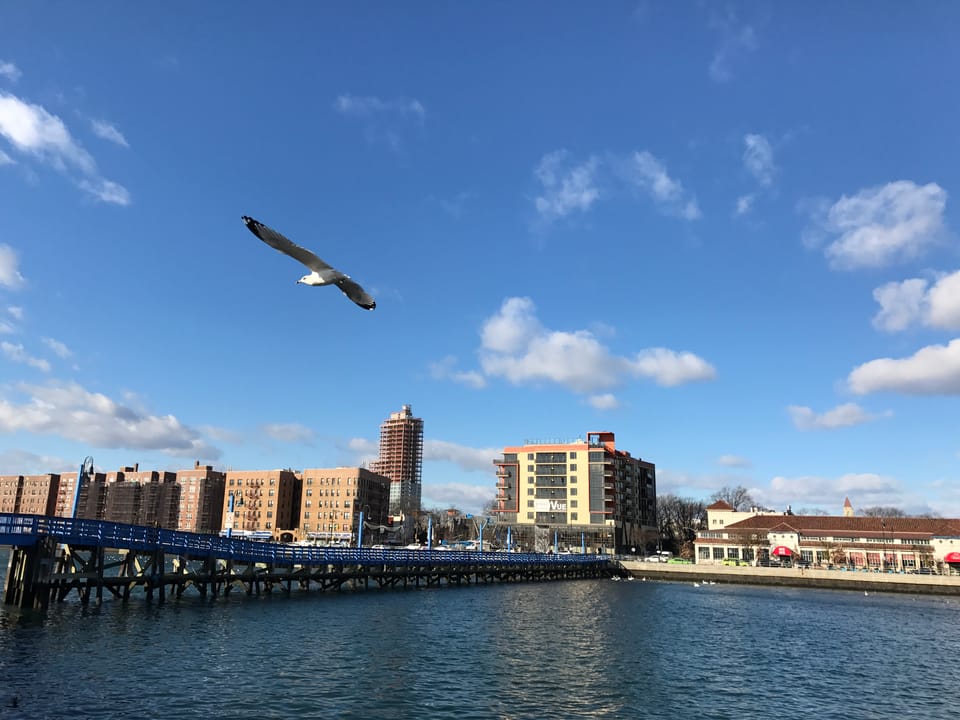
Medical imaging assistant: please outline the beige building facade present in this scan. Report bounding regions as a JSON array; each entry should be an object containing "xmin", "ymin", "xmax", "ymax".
[
  {"xmin": 299, "ymin": 467, "xmax": 391, "ymax": 544},
  {"xmin": 222, "ymin": 469, "xmax": 299, "ymax": 540},
  {"xmin": 493, "ymin": 431, "xmax": 657, "ymax": 554}
]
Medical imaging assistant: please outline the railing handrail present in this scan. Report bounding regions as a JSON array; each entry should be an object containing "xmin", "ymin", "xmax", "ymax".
[{"xmin": 0, "ymin": 513, "xmax": 609, "ymax": 568}]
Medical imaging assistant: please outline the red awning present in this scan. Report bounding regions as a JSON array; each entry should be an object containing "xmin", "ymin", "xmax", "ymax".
[
  {"xmin": 944, "ymin": 551, "xmax": 960, "ymax": 563},
  {"xmin": 771, "ymin": 546, "xmax": 793, "ymax": 557}
]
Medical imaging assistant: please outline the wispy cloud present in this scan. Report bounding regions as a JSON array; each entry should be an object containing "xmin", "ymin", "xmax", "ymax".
[
  {"xmin": 0, "ymin": 148, "xmax": 12, "ymax": 165},
  {"xmin": 0, "ymin": 448, "xmax": 75, "ymax": 475},
  {"xmin": 260, "ymin": 422, "xmax": 315, "ymax": 444},
  {"xmin": 717, "ymin": 454, "xmax": 751, "ymax": 468},
  {"xmin": 0, "ymin": 91, "xmax": 130, "ymax": 204},
  {"xmin": 872, "ymin": 270, "xmax": 960, "ymax": 332},
  {"xmin": 1, "ymin": 341, "xmax": 50, "ymax": 371},
  {"xmin": 788, "ymin": 402, "xmax": 890, "ymax": 430},
  {"xmin": 533, "ymin": 150, "xmax": 601, "ymax": 222},
  {"xmin": 41, "ymin": 336, "xmax": 72, "ymax": 359},
  {"xmin": 803, "ymin": 181, "xmax": 947, "ymax": 270},
  {"xmin": 7, "ymin": 306, "xmax": 23, "ymax": 321},
  {"xmin": 708, "ymin": 10, "xmax": 757, "ymax": 83},
  {"xmin": 620, "ymin": 150, "xmax": 700, "ymax": 220},
  {"xmin": 449, "ymin": 297, "xmax": 716, "ymax": 396},
  {"xmin": 423, "ymin": 439, "xmax": 501, "ymax": 473},
  {"xmin": 766, "ymin": 472, "xmax": 903, "ymax": 509},
  {"xmin": 735, "ymin": 194, "xmax": 754, "ymax": 217},
  {"xmin": 848, "ymin": 339, "xmax": 960, "ymax": 395},
  {"xmin": 0, "ymin": 61, "xmax": 21, "ymax": 83},
  {"xmin": 0, "ymin": 244, "xmax": 26, "ymax": 289},
  {"xmin": 90, "ymin": 118, "xmax": 129, "ymax": 148},
  {"xmin": 743, "ymin": 133, "xmax": 774, "ymax": 186},
  {"xmin": 334, "ymin": 94, "xmax": 425, "ymax": 121},
  {"xmin": 333, "ymin": 93, "xmax": 425, "ymax": 151},
  {"xmin": 587, "ymin": 393, "xmax": 619, "ymax": 410},
  {"xmin": 0, "ymin": 380, "xmax": 221, "ymax": 458},
  {"xmin": 429, "ymin": 355, "xmax": 486, "ymax": 389}
]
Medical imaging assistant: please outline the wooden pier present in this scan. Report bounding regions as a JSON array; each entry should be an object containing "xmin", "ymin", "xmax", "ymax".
[{"xmin": 1, "ymin": 513, "xmax": 611, "ymax": 609}]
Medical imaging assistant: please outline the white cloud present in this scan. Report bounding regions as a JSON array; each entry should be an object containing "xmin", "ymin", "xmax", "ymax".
[
  {"xmin": 871, "ymin": 278, "xmax": 929, "ymax": 332},
  {"xmin": 90, "ymin": 119, "xmax": 129, "ymax": 148},
  {"xmin": 717, "ymin": 454, "xmax": 751, "ymax": 468},
  {"xmin": 765, "ymin": 472, "xmax": 902, "ymax": 508},
  {"xmin": 587, "ymin": 393, "xmax": 619, "ymax": 410},
  {"xmin": 333, "ymin": 94, "xmax": 425, "ymax": 151},
  {"xmin": 0, "ymin": 380, "xmax": 221, "ymax": 458},
  {"xmin": 0, "ymin": 61, "xmax": 21, "ymax": 83},
  {"xmin": 0, "ymin": 448, "xmax": 75, "ymax": 475},
  {"xmin": 533, "ymin": 150, "xmax": 600, "ymax": 222},
  {"xmin": 0, "ymin": 244, "xmax": 25, "ymax": 289},
  {"xmin": 421, "ymin": 481, "xmax": 494, "ymax": 514},
  {"xmin": 631, "ymin": 348, "xmax": 717, "ymax": 387},
  {"xmin": 475, "ymin": 297, "xmax": 715, "ymax": 394},
  {"xmin": 429, "ymin": 355, "xmax": 486, "ymax": 389},
  {"xmin": 622, "ymin": 150, "xmax": 700, "ymax": 220},
  {"xmin": 41, "ymin": 336, "xmax": 72, "ymax": 359},
  {"xmin": 735, "ymin": 194, "xmax": 754, "ymax": 216},
  {"xmin": 78, "ymin": 178, "xmax": 131, "ymax": 206},
  {"xmin": 7, "ymin": 306, "xmax": 23, "ymax": 320},
  {"xmin": 708, "ymin": 11, "xmax": 757, "ymax": 83},
  {"xmin": 788, "ymin": 402, "xmax": 889, "ymax": 430},
  {"xmin": 848, "ymin": 339, "xmax": 960, "ymax": 395},
  {"xmin": 806, "ymin": 181, "xmax": 947, "ymax": 270},
  {"xmin": 0, "ymin": 91, "xmax": 130, "ymax": 204},
  {"xmin": 0, "ymin": 148, "xmax": 12, "ymax": 165},
  {"xmin": 260, "ymin": 423, "xmax": 315, "ymax": 444},
  {"xmin": 423, "ymin": 439, "xmax": 501, "ymax": 473},
  {"xmin": 0, "ymin": 321, "xmax": 13, "ymax": 334},
  {"xmin": 334, "ymin": 94, "xmax": 425, "ymax": 121},
  {"xmin": 872, "ymin": 271, "xmax": 960, "ymax": 332},
  {"xmin": 928, "ymin": 271, "xmax": 960, "ymax": 329},
  {"xmin": 743, "ymin": 134, "xmax": 774, "ymax": 186},
  {"xmin": 1, "ymin": 341, "xmax": 50, "ymax": 372}
]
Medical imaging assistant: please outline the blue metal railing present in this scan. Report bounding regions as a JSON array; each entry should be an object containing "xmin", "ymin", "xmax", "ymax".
[{"xmin": 0, "ymin": 513, "xmax": 608, "ymax": 569}]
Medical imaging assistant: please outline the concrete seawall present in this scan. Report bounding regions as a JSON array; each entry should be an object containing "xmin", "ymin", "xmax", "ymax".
[{"xmin": 619, "ymin": 560, "xmax": 960, "ymax": 596}]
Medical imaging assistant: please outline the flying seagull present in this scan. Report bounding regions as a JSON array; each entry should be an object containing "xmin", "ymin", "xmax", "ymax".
[{"xmin": 241, "ymin": 215, "xmax": 376, "ymax": 310}]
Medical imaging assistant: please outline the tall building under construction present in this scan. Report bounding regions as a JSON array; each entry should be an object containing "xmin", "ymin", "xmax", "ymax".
[{"xmin": 370, "ymin": 404, "xmax": 424, "ymax": 517}]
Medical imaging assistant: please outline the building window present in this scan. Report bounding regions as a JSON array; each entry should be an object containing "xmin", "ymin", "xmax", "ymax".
[
  {"xmin": 570, "ymin": 488, "xmax": 577, "ymax": 496},
  {"xmin": 713, "ymin": 548, "xmax": 724, "ymax": 560},
  {"xmin": 306, "ymin": 489, "xmax": 312, "ymax": 496},
  {"xmin": 527, "ymin": 500, "xmax": 534, "ymax": 507},
  {"xmin": 527, "ymin": 453, "xmax": 534, "ymax": 460},
  {"xmin": 570, "ymin": 464, "xmax": 577, "ymax": 471},
  {"xmin": 527, "ymin": 488, "xmax": 534, "ymax": 495},
  {"xmin": 527, "ymin": 512, "xmax": 534, "ymax": 519},
  {"xmin": 571, "ymin": 513, "xmax": 578, "ymax": 521},
  {"xmin": 571, "ymin": 500, "xmax": 578, "ymax": 508},
  {"xmin": 569, "ymin": 452, "xmax": 577, "ymax": 459}
]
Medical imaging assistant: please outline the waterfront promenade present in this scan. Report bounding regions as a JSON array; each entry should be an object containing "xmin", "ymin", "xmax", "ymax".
[{"xmin": 619, "ymin": 559, "xmax": 960, "ymax": 595}]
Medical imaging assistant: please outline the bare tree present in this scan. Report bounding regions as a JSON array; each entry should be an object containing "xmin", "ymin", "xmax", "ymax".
[
  {"xmin": 860, "ymin": 506, "xmax": 906, "ymax": 518},
  {"xmin": 657, "ymin": 494, "xmax": 706, "ymax": 554},
  {"xmin": 710, "ymin": 485, "xmax": 756, "ymax": 511}
]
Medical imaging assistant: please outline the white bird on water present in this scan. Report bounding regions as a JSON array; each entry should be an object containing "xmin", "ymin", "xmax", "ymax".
[{"xmin": 241, "ymin": 215, "xmax": 376, "ymax": 310}]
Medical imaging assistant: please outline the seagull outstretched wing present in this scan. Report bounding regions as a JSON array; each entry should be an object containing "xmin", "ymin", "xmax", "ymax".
[
  {"xmin": 241, "ymin": 215, "xmax": 376, "ymax": 310},
  {"xmin": 241, "ymin": 215, "xmax": 335, "ymax": 274}
]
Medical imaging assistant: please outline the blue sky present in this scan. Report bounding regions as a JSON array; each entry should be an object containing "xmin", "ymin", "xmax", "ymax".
[{"xmin": 2, "ymin": 3, "xmax": 960, "ymax": 516}]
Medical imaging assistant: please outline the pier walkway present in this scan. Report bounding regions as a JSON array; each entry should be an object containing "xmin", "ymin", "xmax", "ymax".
[{"xmin": 0, "ymin": 513, "xmax": 610, "ymax": 609}]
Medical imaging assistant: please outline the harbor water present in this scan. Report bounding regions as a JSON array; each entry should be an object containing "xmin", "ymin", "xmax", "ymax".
[{"xmin": 1, "ymin": 549, "xmax": 958, "ymax": 719}]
